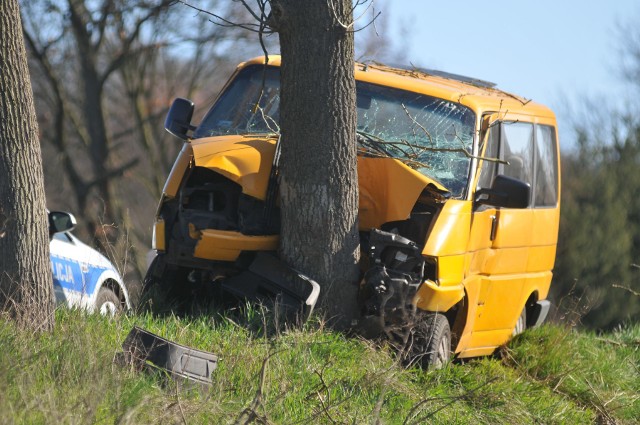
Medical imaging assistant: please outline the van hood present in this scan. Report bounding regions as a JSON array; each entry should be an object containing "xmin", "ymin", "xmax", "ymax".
[
  {"xmin": 191, "ymin": 135, "xmax": 277, "ymax": 200},
  {"xmin": 190, "ymin": 134, "xmax": 449, "ymax": 229}
]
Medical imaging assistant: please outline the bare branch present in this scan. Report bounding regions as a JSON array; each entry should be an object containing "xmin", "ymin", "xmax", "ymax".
[
  {"xmin": 95, "ymin": 0, "xmax": 116, "ymax": 49},
  {"xmin": 233, "ymin": 0, "xmax": 264, "ymax": 23},
  {"xmin": 256, "ymin": 105, "xmax": 280, "ymax": 135},
  {"xmin": 354, "ymin": 10, "xmax": 382, "ymax": 33},
  {"xmin": 329, "ymin": 0, "xmax": 381, "ymax": 33},
  {"xmin": 100, "ymin": 1, "xmax": 174, "ymax": 84},
  {"xmin": 178, "ymin": 0, "xmax": 272, "ymax": 33},
  {"xmin": 401, "ymin": 103, "xmax": 508, "ymax": 165},
  {"xmin": 612, "ymin": 284, "xmax": 640, "ymax": 297},
  {"xmin": 23, "ymin": 28, "xmax": 91, "ymax": 200},
  {"xmin": 351, "ymin": 0, "xmax": 371, "ymax": 15},
  {"xmin": 402, "ymin": 104, "xmax": 434, "ymax": 144}
]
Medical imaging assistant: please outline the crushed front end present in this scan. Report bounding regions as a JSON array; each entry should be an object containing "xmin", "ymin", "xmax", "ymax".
[{"xmin": 147, "ymin": 58, "xmax": 473, "ymax": 322}]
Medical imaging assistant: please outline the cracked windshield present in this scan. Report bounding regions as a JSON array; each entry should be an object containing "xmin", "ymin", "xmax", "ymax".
[{"xmin": 195, "ymin": 65, "xmax": 476, "ymax": 197}]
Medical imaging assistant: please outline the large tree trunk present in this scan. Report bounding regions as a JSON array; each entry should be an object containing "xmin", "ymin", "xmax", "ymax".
[
  {"xmin": 272, "ymin": 0, "xmax": 360, "ymax": 329},
  {"xmin": 0, "ymin": 0, "xmax": 54, "ymax": 331}
]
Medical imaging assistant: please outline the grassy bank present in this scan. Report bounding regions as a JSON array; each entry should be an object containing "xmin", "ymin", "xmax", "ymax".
[{"xmin": 0, "ymin": 309, "xmax": 637, "ymax": 424}]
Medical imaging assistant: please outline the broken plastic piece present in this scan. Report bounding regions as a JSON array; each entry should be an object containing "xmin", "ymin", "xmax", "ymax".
[
  {"xmin": 222, "ymin": 252, "xmax": 320, "ymax": 317},
  {"xmin": 119, "ymin": 326, "xmax": 218, "ymax": 385}
]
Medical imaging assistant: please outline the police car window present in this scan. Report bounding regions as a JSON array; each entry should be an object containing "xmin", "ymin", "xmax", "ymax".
[{"xmin": 53, "ymin": 232, "xmax": 72, "ymax": 243}]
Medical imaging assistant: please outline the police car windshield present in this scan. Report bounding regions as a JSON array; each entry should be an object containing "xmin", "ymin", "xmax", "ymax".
[{"xmin": 195, "ymin": 65, "xmax": 476, "ymax": 197}]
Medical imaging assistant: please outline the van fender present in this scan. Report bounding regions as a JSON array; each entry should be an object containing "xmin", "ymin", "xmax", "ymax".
[{"xmin": 414, "ymin": 280, "xmax": 465, "ymax": 313}]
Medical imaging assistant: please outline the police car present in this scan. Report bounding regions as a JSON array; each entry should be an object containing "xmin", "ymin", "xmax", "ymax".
[{"xmin": 49, "ymin": 211, "xmax": 131, "ymax": 314}]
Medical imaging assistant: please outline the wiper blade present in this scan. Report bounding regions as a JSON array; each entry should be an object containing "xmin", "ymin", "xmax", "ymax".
[{"xmin": 242, "ymin": 132, "xmax": 279, "ymax": 139}]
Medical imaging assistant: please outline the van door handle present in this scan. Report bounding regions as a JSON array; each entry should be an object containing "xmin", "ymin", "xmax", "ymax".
[{"xmin": 490, "ymin": 215, "xmax": 498, "ymax": 241}]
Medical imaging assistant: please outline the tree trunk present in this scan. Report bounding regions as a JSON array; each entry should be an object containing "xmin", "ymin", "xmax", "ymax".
[
  {"xmin": 272, "ymin": 0, "xmax": 360, "ymax": 329},
  {"xmin": 0, "ymin": 0, "xmax": 54, "ymax": 331}
]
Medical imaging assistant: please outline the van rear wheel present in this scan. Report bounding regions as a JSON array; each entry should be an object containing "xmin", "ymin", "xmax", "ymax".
[
  {"xmin": 406, "ymin": 313, "xmax": 452, "ymax": 369},
  {"xmin": 513, "ymin": 308, "xmax": 527, "ymax": 336}
]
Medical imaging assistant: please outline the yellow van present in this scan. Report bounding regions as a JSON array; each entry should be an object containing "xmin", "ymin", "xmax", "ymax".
[{"xmin": 147, "ymin": 56, "xmax": 560, "ymax": 368}]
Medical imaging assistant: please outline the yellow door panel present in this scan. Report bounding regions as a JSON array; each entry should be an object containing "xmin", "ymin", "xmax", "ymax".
[
  {"xmin": 457, "ymin": 328, "xmax": 514, "ymax": 358},
  {"xmin": 483, "ymin": 247, "xmax": 530, "ymax": 275},
  {"xmin": 473, "ymin": 274, "xmax": 525, "ymax": 331},
  {"xmin": 467, "ymin": 210, "xmax": 494, "ymax": 253},
  {"xmin": 531, "ymin": 208, "xmax": 560, "ymax": 245},
  {"xmin": 463, "ymin": 115, "xmax": 537, "ymax": 348},
  {"xmin": 492, "ymin": 208, "xmax": 533, "ymax": 248},
  {"xmin": 527, "ymin": 245, "xmax": 557, "ymax": 272},
  {"xmin": 453, "ymin": 276, "xmax": 481, "ymax": 354}
]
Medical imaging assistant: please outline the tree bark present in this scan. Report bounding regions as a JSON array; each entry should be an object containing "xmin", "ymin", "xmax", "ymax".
[
  {"xmin": 0, "ymin": 0, "xmax": 54, "ymax": 331},
  {"xmin": 272, "ymin": 0, "xmax": 360, "ymax": 329}
]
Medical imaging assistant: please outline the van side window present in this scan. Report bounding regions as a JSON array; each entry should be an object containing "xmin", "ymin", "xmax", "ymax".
[
  {"xmin": 534, "ymin": 125, "xmax": 559, "ymax": 207},
  {"xmin": 477, "ymin": 124, "xmax": 499, "ymax": 189},
  {"xmin": 500, "ymin": 122, "xmax": 534, "ymax": 189}
]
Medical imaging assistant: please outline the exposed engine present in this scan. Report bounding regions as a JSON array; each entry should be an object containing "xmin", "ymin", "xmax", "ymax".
[
  {"xmin": 360, "ymin": 198, "xmax": 440, "ymax": 323},
  {"xmin": 160, "ymin": 166, "xmax": 280, "ymax": 269}
]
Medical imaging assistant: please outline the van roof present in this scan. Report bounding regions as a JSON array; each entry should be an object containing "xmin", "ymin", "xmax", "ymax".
[{"xmin": 240, "ymin": 55, "xmax": 556, "ymax": 120}]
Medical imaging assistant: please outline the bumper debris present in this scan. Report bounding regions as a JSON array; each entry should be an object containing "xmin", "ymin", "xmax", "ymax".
[{"xmin": 118, "ymin": 326, "xmax": 218, "ymax": 385}]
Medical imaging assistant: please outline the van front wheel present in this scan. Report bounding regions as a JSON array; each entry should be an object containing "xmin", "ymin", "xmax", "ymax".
[{"xmin": 408, "ymin": 313, "xmax": 451, "ymax": 369}]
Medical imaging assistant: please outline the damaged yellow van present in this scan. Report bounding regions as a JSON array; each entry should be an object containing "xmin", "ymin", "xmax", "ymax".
[{"xmin": 147, "ymin": 56, "xmax": 560, "ymax": 368}]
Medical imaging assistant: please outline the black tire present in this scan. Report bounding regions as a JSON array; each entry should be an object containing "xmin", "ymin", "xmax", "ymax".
[
  {"xmin": 96, "ymin": 287, "xmax": 122, "ymax": 316},
  {"xmin": 407, "ymin": 313, "xmax": 452, "ymax": 369},
  {"xmin": 512, "ymin": 308, "xmax": 527, "ymax": 336},
  {"xmin": 141, "ymin": 254, "xmax": 164, "ymax": 294},
  {"xmin": 140, "ymin": 255, "xmax": 191, "ymax": 313}
]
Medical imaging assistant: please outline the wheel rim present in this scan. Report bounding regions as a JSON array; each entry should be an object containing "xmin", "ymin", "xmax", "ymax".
[
  {"xmin": 434, "ymin": 334, "xmax": 451, "ymax": 368},
  {"xmin": 513, "ymin": 311, "xmax": 526, "ymax": 336},
  {"xmin": 100, "ymin": 301, "xmax": 118, "ymax": 316}
]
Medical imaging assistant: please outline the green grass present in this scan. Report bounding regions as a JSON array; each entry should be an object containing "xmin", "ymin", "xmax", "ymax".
[{"xmin": 0, "ymin": 308, "xmax": 637, "ymax": 424}]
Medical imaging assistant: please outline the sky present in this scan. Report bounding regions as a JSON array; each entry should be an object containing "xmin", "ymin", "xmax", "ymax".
[{"xmin": 380, "ymin": 0, "xmax": 640, "ymax": 148}]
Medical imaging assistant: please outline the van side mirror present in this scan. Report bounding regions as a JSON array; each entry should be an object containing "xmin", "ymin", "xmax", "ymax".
[
  {"xmin": 165, "ymin": 98, "xmax": 196, "ymax": 140},
  {"xmin": 475, "ymin": 174, "xmax": 530, "ymax": 208},
  {"xmin": 49, "ymin": 211, "xmax": 77, "ymax": 236}
]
